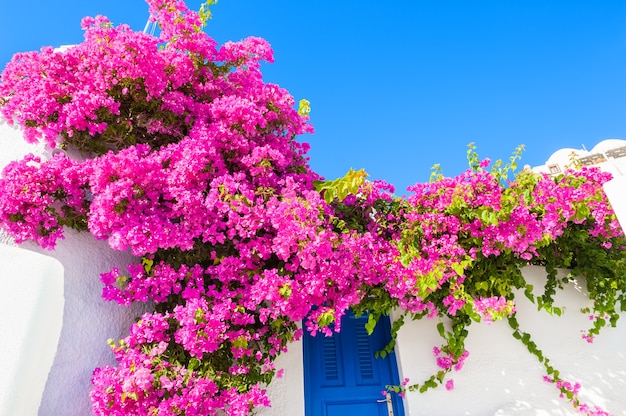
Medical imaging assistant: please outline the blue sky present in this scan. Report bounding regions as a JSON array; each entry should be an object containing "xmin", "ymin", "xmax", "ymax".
[{"xmin": 2, "ymin": 1, "xmax": 626, "ymax": 193}]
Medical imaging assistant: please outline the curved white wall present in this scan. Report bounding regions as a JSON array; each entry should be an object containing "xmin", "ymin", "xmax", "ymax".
[
  {"xmin": 29, "ymin": 230, "xmax": 150, "ymax": 416},
  {"xmin": 0, "ymin": 245, "xmax": 64, "ymax": 416}
]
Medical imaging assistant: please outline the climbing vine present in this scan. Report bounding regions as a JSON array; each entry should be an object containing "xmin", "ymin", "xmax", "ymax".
[{"xmin": 0, "ymin": 1, "xmax": 624, "ymax": 415}]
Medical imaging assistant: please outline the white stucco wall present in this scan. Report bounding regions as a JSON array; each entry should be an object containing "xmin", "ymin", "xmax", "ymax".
[
  {"xmin": 0, "ymin": 245, "xmax": 64, "ymax": 416},
  {"xmin": 30, "ymin": 230, "xmax": 150, "ymax": 416},
  {"xmin": 256, "ymin": 266, "xmax": 626, "ymax": 416},
  {"xmin": 1, "ymin": 118, "xmax": 625, "ymax": 415},
  {"xmin": 605, "ymin": 176, "xmax": 626, "ymax": 232},
  {"xmin": 257, "ymin": 337, "xmax": 306, "ymax": 416},
  {"xmin": 394, "ymin": 266, "xmax": 626, "ymax": 416},
  {"xmin": 0, "ymin": 120, "xmax": 150, "ymax": 416}
]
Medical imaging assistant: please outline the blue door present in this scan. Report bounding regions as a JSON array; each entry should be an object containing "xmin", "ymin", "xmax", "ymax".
[{"xmin": 303, "ymin": 313, "xmax": 405, "ymax": 416}]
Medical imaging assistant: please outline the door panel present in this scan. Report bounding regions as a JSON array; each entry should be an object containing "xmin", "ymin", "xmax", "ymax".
[
  {"xmin": 320, "ymin": 335, "xmax": 344, "ymax": 387},
  {"xmin": 304, "ymin": 313, "xmax": 405, "ymax": 416},
  {"xmin": 326, "ymin": 400, "xmax": 387, "ymax": 416}
]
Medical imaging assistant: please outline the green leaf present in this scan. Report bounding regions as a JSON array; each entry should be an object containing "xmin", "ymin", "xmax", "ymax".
[
  {"xmin": 313, "ymin": 168, "xmax": 368, "ymax": 203},
  {"xmin": 188, "ymin": 357, "xmax": 201, "ymax": 372},
  {"xmin": 451, "ymin": 262, "xmax": 465, "ymax": 277},
  {"xmin": 142, "ymin": 257, "xmax": 154, "ymax": 273},
  {"xmin": 524, "ymin": 284, "xmax": 535, "ymax": 302},
  {"xmin": 121, "ymin": 391, "xmax": 138, "ymax": 402},
  {"xmin": 317, "ymin": 311, "xmax": 335, "ymax": 328},
  {"xmin": 278, "ymin": 283, "xmax": 292, "ymax": 299},
  {"xmin": 298, "ymin": 99, "xmax": 311, "ymax": 116},
  {"xmin": 232, "ymin": 336, "xmax": 248, "ymax": 349},
  {"xmin": 437, "ymin": 322, "xmax": 445, "ymax": 338},
  {"xmin": 365, "ymin": 314, "xmax": 377, "ymax": 335}
]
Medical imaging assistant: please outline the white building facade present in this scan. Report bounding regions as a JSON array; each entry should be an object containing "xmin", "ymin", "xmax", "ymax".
[
  {"xmin": 1, "ymin": 121, "xmax": 625, "ymax": 415},
  {"xmin": 533, "ymin": 139, "xmax": 626, "ymax": 234}
]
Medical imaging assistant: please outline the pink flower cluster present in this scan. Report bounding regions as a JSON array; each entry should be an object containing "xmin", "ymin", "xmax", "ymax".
[
  {"xmin": 0, "ymin": 0, "xmax": 298, "ymax": 155},
  {"xmin": 543, "ymin": 376, "xmax": 610, "ymax": 416},
  {"xmin": 0, "ymin": 153, "xmax": 88, "ymax": 248},
  {"xmin": 88, "ymin": 177, "xmax": 403, "ymax": 414},
  {"xmin": 433, "ymin": 346, "xmax": 469, "ymax": 372},
  {"xmin": 472, "ymin": 296, "xmax": 516, "ymax": 324},
  {"xmin": 1, "ymin": 0, "xmax": 624, "ymax": 414},
  {"xmin": 397, "ymin": 163, "xmax": 621, "ymax": 318}
]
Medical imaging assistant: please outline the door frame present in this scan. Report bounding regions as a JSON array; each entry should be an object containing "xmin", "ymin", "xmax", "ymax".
[{"xmin": 302, "ymin": 311, "xmax": 405, "ymax": 416}]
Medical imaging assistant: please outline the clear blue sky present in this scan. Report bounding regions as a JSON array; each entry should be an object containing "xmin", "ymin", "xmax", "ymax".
[{"xmin": 2, "ymin": 1, "xmax": 626, "ymax": 193}]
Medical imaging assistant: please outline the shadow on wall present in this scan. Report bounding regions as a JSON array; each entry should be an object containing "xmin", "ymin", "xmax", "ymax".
[
  {"xmin": 0, "ymin": 231, "xmax": 151, "ymax": 416},
  {"xmin": 394, "ymin": 266, "xmax": 626, "ymax": 416},
  {"xmin": 24, "ymin": 231, "xmax": 151, "ymax": 416}
]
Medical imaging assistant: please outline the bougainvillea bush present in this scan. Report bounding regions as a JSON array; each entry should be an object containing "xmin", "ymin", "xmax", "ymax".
[{"xmin": 1, "ymin": 1, "xmax": 625, "ymax": 415}]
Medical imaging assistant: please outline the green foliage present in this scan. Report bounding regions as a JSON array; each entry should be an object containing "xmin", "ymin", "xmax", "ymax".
[
  {"xmin": 298, "ymin": 99, "xmax": 311, "ymax": 117},
  {"xmin": 199, "ymin": 1, "xmax": 218, "ymax": 27},
  {"xmin": 314, "ymin": 168, "xmax": 368, "ymax": 204},
  {"xmin": 492, "ymin": 144, "xmax": 525, "ymax": 183},
  {"xmin": 321, "ymin": 147, "xmax": 625, "ymax": 404},
  {"xmin": 317, "ymin": 310, "xmax": 335, "ymax": 328},
  {"xmin": 360, "ymin": 144, "xmax": 625, "ymax": 412}
]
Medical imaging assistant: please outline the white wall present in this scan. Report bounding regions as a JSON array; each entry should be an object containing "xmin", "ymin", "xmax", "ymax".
[
  {"xmin": 394, "ymin": 266, "xmax": 626, "ymax": 416},
  {"xmin": 1, "ymin": 119, "xmax": 625, "ymax": 415},
  {"xmin": 257, "ymin": 266, "xmax": 626, "ymax": 416},
  {"xmin": 30, "ymin": 230, "xmax": 150, "ymax": 416},
  {"xmin": 605, "ymin": 176, "xmax": 626, "ymax": 232},
  {"xmin": 0, "ymin": 245, "xmax": 63, "ymax": 416},
  {"xmin": 257, "ymin": 337, "xmax": 306, "ymax": 416}
]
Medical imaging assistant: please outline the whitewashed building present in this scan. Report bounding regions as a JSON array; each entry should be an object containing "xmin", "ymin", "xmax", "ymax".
[
  {"xmin": 1, "ymin": 120, "xmax": 625, "ymax": 416},
  {"xmin": 533, "ymin": 139, "xmax": 626, "ymax": 178},
  {"xmin": 533, "ymin": 139, "xmax": 626, "ymax": 236}
]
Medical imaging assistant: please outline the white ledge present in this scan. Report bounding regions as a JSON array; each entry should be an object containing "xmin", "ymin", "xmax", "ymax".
[{"xmin": 0, "ymin": 245, "xmax": 64, "ymax": 416}]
